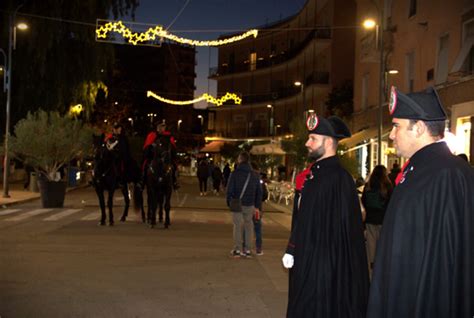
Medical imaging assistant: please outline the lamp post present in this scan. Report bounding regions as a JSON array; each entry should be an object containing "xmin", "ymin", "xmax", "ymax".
[
  {"xmin": 363, "ymin": 13, "xmax": 385, "ymax": 166},
  {"xmin": 294, "ymin": 81, "xmax": 306, "ymax": 118},
  {"xmin": 177, "ymin": 119, "xmax": 182, "ymax": 132},
  {"xmin": 267, "ymin": 104, "xmax": 273, "ymax": 137},
  {"xmin": 3, "ymin": 5, "xmax": 27, "ymax": 198},
  {"xmin": 197, "ymin": 115, "xmax": 204, "ymax": 132}
]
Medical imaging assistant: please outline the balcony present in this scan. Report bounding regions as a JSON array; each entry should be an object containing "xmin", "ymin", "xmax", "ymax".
[
  {"xmin": 209, "ymin": 27, "xmax": 332, "ymax": 78},
  {"xmin": 218, "ymin": 71, "xmax": 330, "ymax": 106}
]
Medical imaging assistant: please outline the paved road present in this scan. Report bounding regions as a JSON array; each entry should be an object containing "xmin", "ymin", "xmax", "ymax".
[{"xmin": 0, "ymin": 177, "xmax": 293, "ymax": 317}]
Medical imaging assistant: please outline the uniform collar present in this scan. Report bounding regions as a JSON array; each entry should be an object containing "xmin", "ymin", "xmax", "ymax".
[
  {"xmin": 409, "ymin": 141, "xmax": 449, "ymax": 166},
  {"xmin": 311, "ymin": 155, "xmax": 340, "ymax": 171}
]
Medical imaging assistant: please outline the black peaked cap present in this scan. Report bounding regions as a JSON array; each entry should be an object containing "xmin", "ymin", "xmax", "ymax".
[
  {"xmin": 306, "ymin": 114, "xmax": 351, "ymax": 139},
  {"xmin": 389, "ymin": 86, "xmax": 447, "ymax": 121}
]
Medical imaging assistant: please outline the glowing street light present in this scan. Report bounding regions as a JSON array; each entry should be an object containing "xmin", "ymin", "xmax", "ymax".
[
  {"xmin": 177, "ymin": 119, "xmax": 182, "ymax": 131},
  {"xmin": 363, "ymin": 16, "xmax": 384, "ymax": 165}
]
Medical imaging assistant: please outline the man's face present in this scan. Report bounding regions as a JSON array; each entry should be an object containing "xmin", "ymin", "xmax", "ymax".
[
  {"xmin": 389, "ymin": 118, "xmax": 418, "ymax": 158},
  {"xmin": 113, "ymin": 127, "xmax": 122, "ymax": 135},
  {"xmin": 305, "ymin": 134, "xmax": 326, "ymax": 161}
]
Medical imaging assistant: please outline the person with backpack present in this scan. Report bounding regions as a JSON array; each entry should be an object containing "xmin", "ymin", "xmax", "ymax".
[{"xmin": 361, "ymin": 165, "xmax": 393, "ymax": 273}]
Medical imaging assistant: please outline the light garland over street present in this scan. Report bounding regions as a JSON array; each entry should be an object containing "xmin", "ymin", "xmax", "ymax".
[
  {"xmin": 96, "ymin": 20, "xmax": 258, "ymax": 46},
  {"xmin": 147, "ymin": 91, "xmax": 242, "ymax": 106}
]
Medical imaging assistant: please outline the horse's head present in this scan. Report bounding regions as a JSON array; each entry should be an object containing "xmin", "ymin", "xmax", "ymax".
[{"xmin": 147, "ymin": 135, "xmax": 173, "ymax": 182}]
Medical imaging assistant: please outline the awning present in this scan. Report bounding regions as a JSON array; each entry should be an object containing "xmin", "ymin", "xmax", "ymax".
[
  {"xmin": 451, "ymin": 37, "xmax": 474, "ymax": 73},
  {"xmin": 340, "ymin": 127, "xmax": 378, "ymax": 148},
  {"xmin": 250, "ymin": 142, "xmax": 286, "ymax": 155},
  {"xmin": 200, "ymin": 141, "xmax": 224, "ymax": 153}
]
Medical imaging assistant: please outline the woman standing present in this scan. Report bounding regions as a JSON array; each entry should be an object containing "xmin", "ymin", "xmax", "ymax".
[{"xmin": 361, "ymin": 165, "xmax": 393, "ymax": 273}]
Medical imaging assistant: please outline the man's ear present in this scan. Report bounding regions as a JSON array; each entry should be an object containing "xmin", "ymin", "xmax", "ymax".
[{"xmin": 414, "ymin": 121, "xmax": 427, "ymax": 137}]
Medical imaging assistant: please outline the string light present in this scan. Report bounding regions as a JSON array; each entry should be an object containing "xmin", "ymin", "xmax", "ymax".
[
  {"xmin": 69, "ymin": 104, "xmax": 83, "ymax": 116},
  {"xmin": 147, "ymin": 91, "xmax": 242, "ymax": 106},
  {"xmin": 96, "ymin": 20, "xmax": 258, "ymax": 46}
]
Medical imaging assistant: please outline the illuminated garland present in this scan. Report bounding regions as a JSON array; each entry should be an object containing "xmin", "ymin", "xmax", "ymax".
[
  {"xmin": 96, "ymin": 20, "xmax": 258, "ymax": 46},
  {"xmin": 147, "ymin": 91, "xmax": 242, "ymax": 106}
]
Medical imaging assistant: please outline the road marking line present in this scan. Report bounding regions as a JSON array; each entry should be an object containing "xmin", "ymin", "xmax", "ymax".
[
  {"xmin": 0, "ymin": 209, "xmax": 22, "ymax": 216},
  {"xmin": 43, "ymin": 209, "xmax": 82, "ymax": 221},
  {"xmin": 5, "ymin": 209, "xmax": 53, "ymax": 221},
  {"xmin": 81, "ymin": 212, "xmax": 99, "ymax": 221},
  {"xmin": 178, "ymin": 193, "xmax": 187, "ymax": 207}
]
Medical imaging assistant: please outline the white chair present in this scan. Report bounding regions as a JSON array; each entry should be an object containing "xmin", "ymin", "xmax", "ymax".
[{"xmin": 278, "ymin": 182, "xmax": 295, "ymax": 205}]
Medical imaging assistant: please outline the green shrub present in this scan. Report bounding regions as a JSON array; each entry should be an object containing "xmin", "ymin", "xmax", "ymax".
[{"xmin": 9, "ymin": 110, "xmax": 93, "ymax": 181}]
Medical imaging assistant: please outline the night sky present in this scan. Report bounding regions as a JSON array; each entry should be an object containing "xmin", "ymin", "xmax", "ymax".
[{"xmin": 129, "ymin": 0, "xmax": 306, "ymax": 108}]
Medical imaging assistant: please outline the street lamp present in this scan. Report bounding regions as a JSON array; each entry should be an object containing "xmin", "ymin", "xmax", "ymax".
[
  {"xmin": 294, "ymin": 81, "xmax": 306, "ymax": 118},
  {"xmin": 177, "ymin": 119, "xmax": 182, "ymax": 132},
  {"xmin": 274, "ymin": 124, "xmax": 281, "ymax": 136},
  {"xmin": 2, "ymin": 5, "xmax": 28, "ymax": 197},
  {"xmin": 197, "ymin": 115, "xmax": 204, "ymax": 130},
  {"xmin": 267, "ymin": 104, "xmax": 274, "ymax": 137},
  {"xmin": 363, "ymin": 15, "xmax": 385, "ymax": 165}
]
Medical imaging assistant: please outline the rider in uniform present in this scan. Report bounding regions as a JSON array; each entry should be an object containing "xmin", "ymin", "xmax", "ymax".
[{"xmin": 142, "ymin": 121, "xmax": 179, "ymax": 190}]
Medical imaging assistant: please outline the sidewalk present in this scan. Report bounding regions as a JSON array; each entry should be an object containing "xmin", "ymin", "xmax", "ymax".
[
  {"xmin": 0, "ymin": 182, "xmax": 41, "ymax": 206},
  {"xmin": 0, "ymin": 181, "xmax": 89, "ymax": 207}
]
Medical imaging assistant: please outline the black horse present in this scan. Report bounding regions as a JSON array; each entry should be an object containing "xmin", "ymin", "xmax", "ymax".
[
  {"xmin": 91, "ymin": 134, "xmax": 134, "ymax": 226},
  {"xmin": 140, "ymin": 135, "xmax": 174, "ymax": 229}
]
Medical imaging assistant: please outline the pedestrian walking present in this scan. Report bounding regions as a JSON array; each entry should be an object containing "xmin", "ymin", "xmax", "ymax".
[
  {"xmin": 361, "ymin": 165, "xmax": 392, "ymax": 273},
  {"xmin": 222, "ymin": 163, "xmax": 231, "ymax": 188},
  {"xmin": 367, "ymin": 86, "xmax": 474, "ymax": 318},
  {"xmin": 197, "ymin": 160, "xmax": 209, "ymax": 196},
  {"xmin": 211, "ymin": 165, "xmax": 223, "ymax": 195},
  {"xmin": 282, "ymin": 114, "xmax": 369, "ymax": 318},
  {"xmin": 226, "ymin": 152, "xmax": 262, "ymax": 258}
]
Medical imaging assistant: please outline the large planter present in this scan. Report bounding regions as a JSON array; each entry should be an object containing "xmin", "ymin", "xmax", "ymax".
[{"xmin": 38, "ymin": 180, "xmax": 67, "ymax": 208}]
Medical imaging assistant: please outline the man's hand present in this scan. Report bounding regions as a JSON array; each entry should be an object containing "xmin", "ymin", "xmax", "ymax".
[{"xmin": 282, "ymin": 253, "xmax": 294, "ymax": 269}]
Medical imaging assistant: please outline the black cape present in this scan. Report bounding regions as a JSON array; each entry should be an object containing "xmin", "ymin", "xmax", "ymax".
[
  {"xmin": 286, "ymin": 156, "xmax": 369, "ymax": 318},
  {"xmin": 367, "ymin": 142, "xmax": 474, "ymax": 318}
]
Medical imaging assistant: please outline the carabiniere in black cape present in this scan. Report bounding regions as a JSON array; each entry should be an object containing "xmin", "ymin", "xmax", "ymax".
[
  {"xmin": 367, "ymin": 142, "xmax": 474, "ymax": 318},
  {"xmin": 286, "ymin": 156, "xmax": 369, "ymax": 318}
]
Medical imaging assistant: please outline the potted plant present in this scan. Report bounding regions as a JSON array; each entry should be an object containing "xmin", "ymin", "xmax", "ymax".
[{"xmin": 9, "ymin": 110, "xmax": 93, "ymax": 208}]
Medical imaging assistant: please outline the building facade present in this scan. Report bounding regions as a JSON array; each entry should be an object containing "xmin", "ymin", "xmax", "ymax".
[{"xmin": 209, "ymin": 0, "xmax": 357, "ymax": 139}]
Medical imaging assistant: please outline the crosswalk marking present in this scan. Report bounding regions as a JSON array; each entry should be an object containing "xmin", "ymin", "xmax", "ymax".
[
  {"xmin": 43, "ymin": 209, "xmax": 82, "ymax": 221},
  {"xmin": 0, "ymin": 209, "xmax": 22, "ymax": 216},
  {"xmin": 5, "ymin": 209, "xmax": 53, "ymax": 221},
  {"xmin": 0, "ymin": 207, "xmax": 286, "ymax": 227},
  {"xmin": 81, "ymin": 212, "xmax": 99, "ymax": 221}
]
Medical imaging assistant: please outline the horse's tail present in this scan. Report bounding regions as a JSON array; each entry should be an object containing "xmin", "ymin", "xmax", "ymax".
[{"xmin": 132, "ymin": 183, "xmax": 144, "ymax": 212}]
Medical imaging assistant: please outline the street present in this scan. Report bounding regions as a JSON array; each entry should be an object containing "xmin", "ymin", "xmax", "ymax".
[{"xmin": 0, "ymin": 176, "xmax": 293, "ymax": 317}]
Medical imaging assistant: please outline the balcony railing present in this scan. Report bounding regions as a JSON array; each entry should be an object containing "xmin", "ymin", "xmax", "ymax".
[
  {"xmin": 217, "ymin": 71, "xmax": 329, "ymax": 106},
  {"xmin": 209, "ymin": 26, "xmax": 332, "ymax": 77}
]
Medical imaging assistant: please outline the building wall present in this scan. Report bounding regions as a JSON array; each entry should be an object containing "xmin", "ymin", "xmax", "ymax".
[{"xmin": 211, "ymin": 0, "xmax": 356, "ymax": 139}]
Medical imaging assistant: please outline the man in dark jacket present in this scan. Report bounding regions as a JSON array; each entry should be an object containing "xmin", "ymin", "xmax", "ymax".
[
  {"xmin": 367, "ymin": 86, "xmax": 474, "ymax": 318},
  {"xmin": 282, "ymin": 114, "xmax": 369, "ymax": 318},
  {"xmin": 226, "ymin": 152, "xmax": 262, "ymax": 258}
]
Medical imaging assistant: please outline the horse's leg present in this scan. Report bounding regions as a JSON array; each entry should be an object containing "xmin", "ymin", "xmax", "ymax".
[
  {"xmin": 107, "ymin": 188, "xmax": 115, "ymax": 226},
  {"xmin": 158, "ymin": 186, "xmax": 164, "ymax": 224},
  {"xmin": 163, "ymin": 185, "xmax": 172, "ymax": 229},
  {"xmin": 147, "ymin": 183, "xmax": 157, "ymax": 228},
  {"xmin": 95, "ymin": 186, "xmax": 106, "ymax": 226},
  {"xmin": 120, "ymin": 183, "xmax": 130, "ymax": 222},
  {"xmin": 133, "ymin": 182, "xmax": 146, "ymax": 223}
]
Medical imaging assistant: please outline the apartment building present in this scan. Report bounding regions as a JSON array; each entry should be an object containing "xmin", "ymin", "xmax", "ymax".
[
  {"xmin": 209, "ymin": 0, "xmax": 357, "ymax": 139},
  {"xmin": 352, "ymin": 0, "xmax": 473, "ymax": 178}
]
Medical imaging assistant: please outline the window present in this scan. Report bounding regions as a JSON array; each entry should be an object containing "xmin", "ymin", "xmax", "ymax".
[
  {"xmin": 435, "ymin": 34, "xmax": 449, "ymax": 84},
  {"xmin": 362, "ymin": 73, "xmax": 369, "ymax": 110},
  {"xmin": 249, "ymin": 52, "xmax": 257, "ymax": 71},
  {"xmin": 408, "ymin": 0, "xmax": 417, "ymax": 17},
  {"xmin": 406, "ymin": 51, "xmax": 415, "ymax": 92}
]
